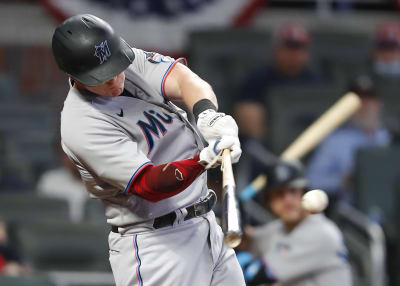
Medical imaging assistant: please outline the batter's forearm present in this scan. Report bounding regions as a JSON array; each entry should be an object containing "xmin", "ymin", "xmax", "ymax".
[{"xmin": 127, "ymin": 155, "xmax": 205, "ymax": 202}]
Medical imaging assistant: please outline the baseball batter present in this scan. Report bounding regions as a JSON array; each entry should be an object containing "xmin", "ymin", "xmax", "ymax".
[
  {"xmin": 52, "ymin": 14, "xmax": 245, "ymax": 286},
  {"xmin": 240, "ymin": 161, "xmax": 352, "ymax": 286}
]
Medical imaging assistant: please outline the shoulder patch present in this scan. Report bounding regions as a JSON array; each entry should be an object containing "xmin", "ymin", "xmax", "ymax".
[{"xmin": 144, "ymin": 51, "xmax": 173, "ymax": 64}]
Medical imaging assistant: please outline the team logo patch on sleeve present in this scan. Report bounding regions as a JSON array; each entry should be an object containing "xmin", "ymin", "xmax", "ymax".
[
  {"xmin": 94, "ymin": 40, "xmax": 111, "ymax": 64},
  {"xmin": 144, "ymin": 51, "xmax": 172, "ymax": 64}
]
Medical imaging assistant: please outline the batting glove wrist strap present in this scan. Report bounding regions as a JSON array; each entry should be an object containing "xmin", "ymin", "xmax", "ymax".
[{"xmin": 193, "ymin": 99, "xmax": 217, "ymax": 122}]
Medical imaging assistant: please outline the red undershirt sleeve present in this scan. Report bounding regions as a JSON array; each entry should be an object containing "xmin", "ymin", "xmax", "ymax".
[{"xmin": 127, "ymin": 155, "xmax": 205, "ymax": 202}]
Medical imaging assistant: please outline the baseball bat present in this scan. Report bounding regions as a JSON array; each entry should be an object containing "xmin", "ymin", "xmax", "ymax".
[
  {"xmin": 240, "ymin": 92, "xmax": 362, "ymax": 201},
  {"xmin": 221, "ymin": 149, "xmax": 242, "ymax": 248}
]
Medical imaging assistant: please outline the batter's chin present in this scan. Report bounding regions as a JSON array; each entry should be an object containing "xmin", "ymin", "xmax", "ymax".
[{"xmin": 111, "ymin": 88, "xmax": 124, "ymax": 97}]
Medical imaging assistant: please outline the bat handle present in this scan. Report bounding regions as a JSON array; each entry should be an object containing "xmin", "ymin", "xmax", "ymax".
[{"xmin": 222, "ymin": 149, "xmax": 235, "ymax": 187}]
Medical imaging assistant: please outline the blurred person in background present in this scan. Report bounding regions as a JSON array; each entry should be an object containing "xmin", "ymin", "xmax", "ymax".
[
  {"xmin": 0, "ymin": 220, "xmax": 28, "ymax": 276},
  {"xmin": 235, "ymin": 22, "xmax": 323, "ymax": 141},
  {"xmin": 238, "ymin": 161, "xmax": 352, "ymax": 286},
  {"xmin": 306, "ymin": 74, "xmax": 390, "ymax": 205},
  {"xmin": 37, "ymin": 142, "xmax": 88, "ymax": 222},
  {"xmin": 0, "ymin": 133, "xmax": 31, "ymax": 192},
  {"xmin": 372, "ymin": 22, "xmax": 400, "ymax": 79}
]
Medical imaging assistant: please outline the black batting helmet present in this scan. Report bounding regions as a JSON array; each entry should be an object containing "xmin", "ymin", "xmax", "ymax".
[
  {"xmin": 260, "ymin": 160, "xmax": 308, "ymax": 215},
  {"xmin": 52, "ymin": 14, "xmax": 135, "ymax": 86},
  {"xmin": 264, "ymin": 160, "xmax": 307, "ymax": 191}
]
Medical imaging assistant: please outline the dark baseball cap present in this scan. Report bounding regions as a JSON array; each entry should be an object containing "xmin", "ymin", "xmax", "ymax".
[
  {"xmin": 375, "ymin": 23, "xmax": 400, "ymax": 50},
  {"xmin": 277, "ymin": 23, "xmax": 311, "ymax": 48}
]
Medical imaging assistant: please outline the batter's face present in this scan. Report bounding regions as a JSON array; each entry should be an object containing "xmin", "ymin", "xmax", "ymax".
[
  {"xmin": 83, "ymin": 72, "xmax": 125, "ymax": 97},
  {"xmin": 268, "ymin": 187, "xmax": 307, "ymax": 226}
]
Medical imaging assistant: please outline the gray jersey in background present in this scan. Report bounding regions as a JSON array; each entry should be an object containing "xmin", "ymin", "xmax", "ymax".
[{"xmin": 253, "ymin": 214, "xmax": 352, "ymax": 286}]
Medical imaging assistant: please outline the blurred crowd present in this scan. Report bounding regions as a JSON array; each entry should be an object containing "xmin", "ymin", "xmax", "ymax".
[
  {"xmin": 231, "ymin": 21, "xmax": 400, "ymax": 286},
  {"xmin": 235, "ymin": 21, "xmax": 398, "ymax": 203},
  {"xmin": 0, "ymin": 11, "xmax": 400, "ymax": 286}
]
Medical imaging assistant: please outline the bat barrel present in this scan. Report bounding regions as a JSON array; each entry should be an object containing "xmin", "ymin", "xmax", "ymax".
[
  {"xmin": 222, "ymin": 184, "xmax": 242, "ymax": 247},
  {"xmin": 222, "ymin": 149, "xmax": 242, "ymax": 248},
  {"xmin": 281, "ymin": 92, "xmax": 361, "ymax": 161}
]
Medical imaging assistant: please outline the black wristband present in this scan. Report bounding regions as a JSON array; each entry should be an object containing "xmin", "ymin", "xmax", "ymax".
[{"xmin": 193, "ymin": 99, "xmax": 217, "ymax": 122}]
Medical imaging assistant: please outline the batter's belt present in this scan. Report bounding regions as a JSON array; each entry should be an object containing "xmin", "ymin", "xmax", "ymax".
[{"xmin": 111, "ymin": 191, "xmax": 217, "ymax": 233}]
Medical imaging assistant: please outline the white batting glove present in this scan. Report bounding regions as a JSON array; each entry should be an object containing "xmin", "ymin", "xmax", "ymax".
[
  {"xmin": 199, "ymin": 136, "xmax": 242, "ymax": 169},
  {"xmin": 228, "ymin": 136, "xmax": 242, "ymax": 164},
  {"xmin": 197, "ymin": 110, "xmax": 239, "ymax": 143}
]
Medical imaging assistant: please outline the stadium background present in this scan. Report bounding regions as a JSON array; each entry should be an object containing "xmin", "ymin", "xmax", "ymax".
[{"xmin": 0, "ymin": 0, "xmax": 399, "ymax": 285}]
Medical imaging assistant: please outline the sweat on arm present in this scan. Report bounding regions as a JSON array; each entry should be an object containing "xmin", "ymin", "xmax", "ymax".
[{"xmin": 127, "ymin": 155, "xmax": 205, "ymax": 202}]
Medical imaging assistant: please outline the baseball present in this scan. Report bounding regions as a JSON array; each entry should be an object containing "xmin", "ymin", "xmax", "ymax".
[{"xmin": 301, "ymin": 189, "xmax": 329, "ymax": 214}]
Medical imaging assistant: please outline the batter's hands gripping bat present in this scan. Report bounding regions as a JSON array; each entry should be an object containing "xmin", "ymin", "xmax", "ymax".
[
  {"xmin": 240, "ymin": 92, "xmax": 362, "ymax": 201},
  {"xmin": 221, "ymin": 149, "xmax": 242, "ymax": 248}
]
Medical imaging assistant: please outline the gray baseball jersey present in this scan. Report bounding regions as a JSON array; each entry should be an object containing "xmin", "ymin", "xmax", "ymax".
[
  {"xmin": 252, "ymin": 214, "xmax": 352, "ymax": 286},
  {"xmin": 61, "ymin": 47, "xmax": 246, "ymax": 286},
  {"xmin": 61, "ymin": 48, "xmax": 207, "ymax": 228}
]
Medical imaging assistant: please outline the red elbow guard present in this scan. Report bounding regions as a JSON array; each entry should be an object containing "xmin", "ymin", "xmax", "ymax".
[{"xmin": 128, "ymin": 155, "xmax": 204, "ymax": 202}]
